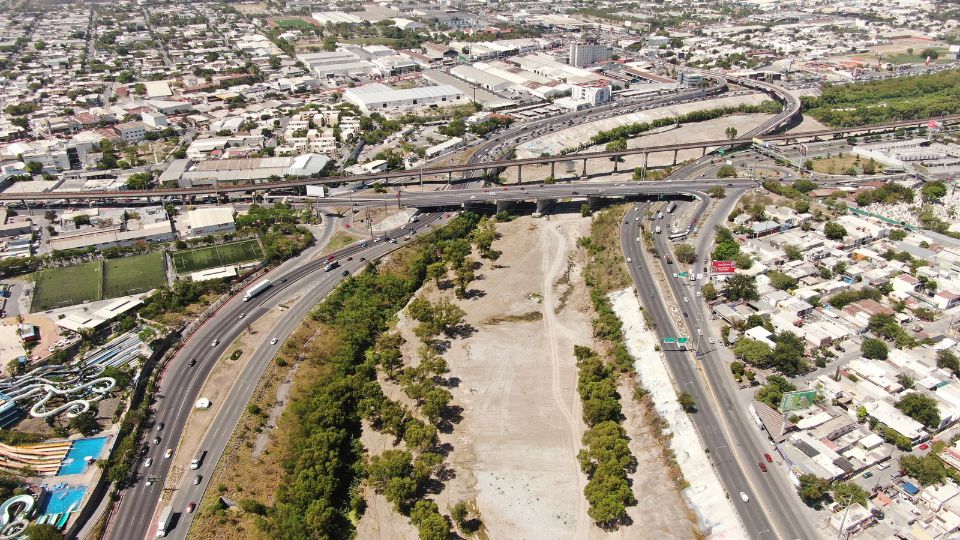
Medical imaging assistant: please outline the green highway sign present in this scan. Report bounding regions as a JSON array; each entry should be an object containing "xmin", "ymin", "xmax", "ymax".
[
  {"xmin": 677, "ymin": 337, "xmax": 689, "ymax": 343},
  {"xmin": 663, "ymin": 337, "xmax": 677, "ymax": 343},
  {"xmin": 678, "ymin": 272, "xmax": 688, "ymax": 278}
]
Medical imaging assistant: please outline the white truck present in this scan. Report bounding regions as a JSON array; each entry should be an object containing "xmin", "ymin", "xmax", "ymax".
[
  {"xmin": 157, "ymin": 505, "xmax": 174, "ymax": 537},
  {"xmin": 190, "ymin": 449, "xmax": 206, "ymax": 470},
  {"xmin": 243, "ymin": 279, "xmax": 271, "ymax": 302},
  {"xmin": 655, "ymin": 226, "xmax": 661, "ymax": 234}
]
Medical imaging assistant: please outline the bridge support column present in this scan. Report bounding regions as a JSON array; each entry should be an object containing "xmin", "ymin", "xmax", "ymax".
[
  {"xmin": 448, "ymin": 171, "xmax": 453, "ymax": 183},
  {"xmin": 587, "ymin": 195, "xmax": 602, "ymax": 210},
  {"xmin": 672, "ymin": 149, "xmax": 678, "ymax": 166},
  {"xmin": 702, "ymin": 146, "xmax": 707, "ymax": 157},
  {"xmin": 516, "ymin": 164, "xmax": 522, "ymax": 183},
  {"xmin": 534, "ymin": 198, "xmax": 556, "ymax": 217},
  {"xmin": 495, "ymin": 199, "xmax": 516, "ymax": 214},
  {"xmin": 550, "ymin": 161, "xmax": 555, "ymax": 179},
  {"xmin": 612, "ymin": 157, "xmax": 618, "ymax": 173},
  {"xmin": 582, "ymin": 158, "xmax": 588, "ymax": 178}
]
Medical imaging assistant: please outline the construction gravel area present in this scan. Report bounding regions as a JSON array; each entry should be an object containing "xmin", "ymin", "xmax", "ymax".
[{"xmin": 427, "ymin": 215, "xmax": 695, "ymax": 539}]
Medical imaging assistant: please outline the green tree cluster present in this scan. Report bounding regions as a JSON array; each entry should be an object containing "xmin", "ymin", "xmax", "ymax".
[
  {"xmin": 895, "ymin": 392, "xmax": 940, "ymax": 429},
  {"xmin": 755, "ymin": 375, "xmax": 796, "ymax": 410},
  {"xmin": 260, "ymin": 213, "xmax": 481, "ymax": 538},
  {"xmin": 574, "ymin": 346, "xmax": 637, "ymax": 528}
]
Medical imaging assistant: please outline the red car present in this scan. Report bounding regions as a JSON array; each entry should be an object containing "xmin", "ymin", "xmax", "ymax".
[
  {"xmin": 919, "ymin": 443, "xmax": 930, "ymax": 451},
  {"xmin": 759, "ymin": 462, "xmax": 767, "ymax": 472},
  {"xmin": 764, "ymin": 453, "xmax": 773, "ymax": 463},
  {"xmin": 187, "ymin": 501, "xmax": 196, "ymax": 513}
]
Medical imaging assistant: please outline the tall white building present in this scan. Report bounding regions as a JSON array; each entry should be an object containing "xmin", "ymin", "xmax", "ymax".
[{"xmin": 569, "ymin": 42, "xmax": 612, "ymax": 68}]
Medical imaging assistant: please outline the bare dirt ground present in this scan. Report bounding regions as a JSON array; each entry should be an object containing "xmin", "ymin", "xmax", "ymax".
[
  {"xmin": 502, "ymin": 113, "xmax": 773, "ymax": 183},
  {"xmin": 418, "ymin": 214, "xmax": 696, "ymax": 539},
  {"xmin": 788, "ymin": 114, "xmax": 830, "ymax": 134}
]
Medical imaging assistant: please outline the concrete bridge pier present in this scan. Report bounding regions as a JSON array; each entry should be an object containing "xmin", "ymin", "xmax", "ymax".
[
  {"xmin": 495, "ymin": 199, "xmax": 517, "ymax": 213},
  {"xmin": 516, "ymin": 164, "xmax": 522, "ymax": 183},
  {"xmin": 672, "ymin": 149, "xmax": 678, "ymax": 166},
  {"xmin": 581, "ymin": 158, "xmax": 588, "ymax": 178},
  {"xmin": 612, "ymin": 157, "xmax": 618, "ymax": 173},
  {"xmin": 448, "ymin": 171, "xmax": 453, "ymax": 183},
  {"xmin": 586, "ymin": 195, "xmax": 603, "ymax": 210},
  {"xmin": 550, "ymin": 161, "xmax": 556, "ymax": 179},
  {"xmin": 534, "ymin": 198, "xmax": 556, "ymax": 216}
]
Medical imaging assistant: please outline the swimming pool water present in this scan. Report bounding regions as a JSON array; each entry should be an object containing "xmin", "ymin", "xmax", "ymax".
[
  {"xmin": 39, "ymin": 486, "xmax": 86, "ymax": 515},
  {"xmin": 57, "ymin": 437, "xmax": 107, "ymax": 476}
]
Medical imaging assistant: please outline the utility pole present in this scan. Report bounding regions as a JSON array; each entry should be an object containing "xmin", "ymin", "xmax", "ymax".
[{"xmin": 836, "ymin": 493, "xmax": 855, "ymax": 540}]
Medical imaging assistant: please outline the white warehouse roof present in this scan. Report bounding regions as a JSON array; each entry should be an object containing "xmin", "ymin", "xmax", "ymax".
[{"xmin": 345, "ymin": 83, "xmax": 464, "ymax": 105}]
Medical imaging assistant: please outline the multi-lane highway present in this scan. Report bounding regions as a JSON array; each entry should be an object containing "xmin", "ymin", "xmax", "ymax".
[{"xmin": 108, "ymin": 213, "xmax": 448, "ymax": 539}]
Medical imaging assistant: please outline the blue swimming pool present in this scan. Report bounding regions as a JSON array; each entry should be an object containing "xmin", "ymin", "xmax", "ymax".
[
  {"xmin": 39, "ymin": 485, "xmax": 86, "ymax": 515},
  {"xmin": 57, "ymin": 437, "xmax": 107, "ymax": 476}
]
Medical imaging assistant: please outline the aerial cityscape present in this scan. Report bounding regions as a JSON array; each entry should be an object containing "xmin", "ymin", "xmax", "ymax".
[{"xmin": 0, "ymin": 0, "xmax": 959, "ymax": 538}]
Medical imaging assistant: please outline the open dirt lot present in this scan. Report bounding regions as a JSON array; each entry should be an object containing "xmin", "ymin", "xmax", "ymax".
[
  {"xmin": 502, "ymin": 113, "xmax": 774, "ymax": 183},
  {"xmin": 406, "ymin": 214, "xmax": 694, "ymax": 539}
]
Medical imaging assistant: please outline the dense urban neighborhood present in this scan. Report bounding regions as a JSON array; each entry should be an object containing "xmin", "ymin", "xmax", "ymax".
[{"xmin": 0, "ymin": 0, "xmax": 960, "ymax": 539}]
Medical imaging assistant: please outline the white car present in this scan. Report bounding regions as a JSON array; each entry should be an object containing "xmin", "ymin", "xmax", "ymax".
[
  {"xmin": 270, "ymin": 337, "xmax": 278, "ymax": 345},
  {"xmin": 709, "ymin": 337, "xmax": 716, "ymax": 344},
  {"xmin": 239, "ymin": 313, "xmax": 246, "ymax": 319},
  {"xmin": 739, "ymin": 492, "xmax": 750, "ymax": 503},
  {"xmin": 683, "ymin": 297, "xmax": 688, "ymax": 302},
  {"xmin": 144, "ymin": 458, "xmax": 153, "ymax": 468},
  {"xmin": 211, "ymin": 339, "xmax": 220, "ymax": 347},
  {"xmin": 164, "ymin": 449, "xmax": 173, "ymax": 459},
  {"xmin": 626, "ymin": 257, "xmax": 632, "ymax": 263}
]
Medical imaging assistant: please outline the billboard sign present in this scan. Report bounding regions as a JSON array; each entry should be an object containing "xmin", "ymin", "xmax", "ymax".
[
  {"xmin": 712, "ymin": 260, "xmax": 736, "ymax": 274},
  {"xmin": 781, "ymin": 390, "xmax": 817, "ymax": 412},
  {"xmin": 306, "ymin": 185, "xmax": 326, "ymax": 197}
]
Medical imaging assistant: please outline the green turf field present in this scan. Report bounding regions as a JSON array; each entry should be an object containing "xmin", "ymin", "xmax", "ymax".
[
  {"xmin": 31, "ymin": 261, "xmax": 103, "ymax": 311},
  {"xmin": 103, "ymin": 252, "xmax": 167, "ymax": 298},
  {"xmin": 274, "ymin": 18, "xmax": 313, "ymax": 28},
  {"xmin": 171, "ymin": 239, "xmax": 264, "ymax": 274}
]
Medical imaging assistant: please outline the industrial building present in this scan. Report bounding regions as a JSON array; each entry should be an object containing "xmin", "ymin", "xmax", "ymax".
[
  {"xmin": 186, "ymin": 206, "xmax": 236, "ymax": 237},
  {"xmin": 343, "ymin": 83, "xmax": 465, "ymax": 115},
  {"xmin": 167, "ymin": 154, "xmax": 331, "ymax": 188}
]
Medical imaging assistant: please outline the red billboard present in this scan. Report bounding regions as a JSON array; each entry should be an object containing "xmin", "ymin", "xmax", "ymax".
[{"xmin": 712, "ymin": 261, "xmax": 736, "ymax": 274}]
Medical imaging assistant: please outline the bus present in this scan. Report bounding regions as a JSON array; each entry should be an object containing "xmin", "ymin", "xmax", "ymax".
[
  {"xmin": 666, "ymin": 202, "xmax": 678, "ymax": 214},
  {"xmin": 668, "ymin": 232, "xmax": 688, "ymax": 242}
]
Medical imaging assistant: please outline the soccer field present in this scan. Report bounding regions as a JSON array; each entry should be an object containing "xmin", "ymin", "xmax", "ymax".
[
  {"xmin": 31, "ymin": 261, "xmax": 103, "ymax": 311},
  {"xmin": 103, "ymin": 252, "xmax": 167, "ymax": 298},
  {"xmin": 171, "ymin": 240, "xmax": 264, "ymax": 274}
]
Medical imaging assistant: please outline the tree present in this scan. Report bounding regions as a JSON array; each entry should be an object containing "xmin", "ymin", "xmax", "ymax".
[
  {"xmin": 938, "ymin": 349, "xmax": 960, "ymax": 374},
  {"xmin": 126, "ymin": 172, "xmax": 152, "ymax": 189},
  {"xmin": 771, "ymin": 332, "xmax": 806, "ymax": 376},
  {"xmin": 426, "ymin": 262, "xmax": 446, "ymax": 287},
  {"xmin": 733, "ymin": 338, "xmax": 772, "ymax": 366},
  {"xmin": 25, "ymin": 161, "xmax": 42, "ymax": 174},
  {"xmin": 724, "ymin": 273, "xmax": 758, "ymax": 301},
  {"xmin": 673, "ymin": 243, "xmax": 696, "ymax": 264},
  {"xmin": 922, "ymin": 181, "xmax": 947, "ymax": 203},
  {"xmin": 451, "ymin": 501, "xmax": 469, "ymax": 527},
  {"xmin": 580, "ymin": 204, "xmax": 593, "ymax": 217},
  {"xmin": 861, "ymin": 338, "xmax": 889, "ymax": 360},
  {"xmin": 701, "ymin": 282, "xmax": 717, "ymax": 301},
  {"xmin": 784, "ymin": 244, "xmax": 803, "ymax": 261},
  {"xmin": 605, "ymin": 138, "xmax": 627, "ymax": 155},
  {"xmin": 707, "ymin": 185, "xmax": 726, "ymax": 199},
  {"xmin": 824, "ymin": 221, "xmax": 847, "ymax": 240},
  {"xmin": 896, "ymin": 392, "xmax": 940, "ymax": 428},
  {"xmin": 919, "ymin": 47, "xmax": 940, "ymax": 60},
  {"xmin": 900, "ymin": 453, "xmax": 948, "ymax": 486},
  {"xmin": 725, "ymin": 126, "xmax": 738, "ymax": 140},
  {"xmin": 678, "ymin": 391, "xmax": 696, "ymax": 413},
  {"xmin": 69, "ymin": 412, "xmax": 100, "ymax": 436},
  {"xmin": 767, "ymin": 271, "xmax": 797, "ymax": 291},
  {"xmin": 717, "ymin": 164, "xmax": 737, "ymax": 178},
  {"xmin": 797, "ymin": 474, "xmax": 830, "ymax": 508},
  {"xmin": 832, "ymin": 481, "xmax": 868, "ymax": 508},
  {"xmin": 803, "ymin": 159, "xmax": 814, "ymax": 171}
]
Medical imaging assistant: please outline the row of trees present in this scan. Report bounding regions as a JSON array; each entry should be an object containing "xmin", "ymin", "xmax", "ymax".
[
  {"xmin": 260, "ymin": 213, "xmax": 482, "ymax": 538},
  {"xmin": 797, "ymin": 473, "xmax": 868, "ymax": 510},
  {"xmin": 802, "ymin": 70, "xmax": 960, "ymax": 127},
  {"xmin": 582, "ymin": 101, "xmax": 783, "ymax": 148},
  {"xmin": 574, "ymin": 346, "xmax": 637, "ymax": 528}
]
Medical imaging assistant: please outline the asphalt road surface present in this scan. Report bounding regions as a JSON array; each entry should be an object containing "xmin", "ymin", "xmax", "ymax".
[{"xmin": 108, "ymin": 213, "xmax": 446, "ymax": 540}]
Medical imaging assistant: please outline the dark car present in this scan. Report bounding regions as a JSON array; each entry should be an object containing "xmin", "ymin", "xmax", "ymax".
[
  {"xmin": 156, "ymin": 423, "xmax": 164, "ymax": 432},
  {"xmin": 342, "ymin": 270, "xmax": 350, "ymax": 277},
  {"xmin": 188, "ymin": 358, "xmax": 197, "ymax": 367},
  {"xmin": 153, "ymin": 436, "xmax": 161, "ymax": 445}
]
